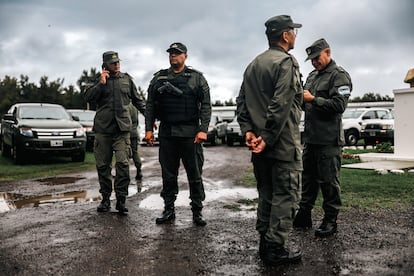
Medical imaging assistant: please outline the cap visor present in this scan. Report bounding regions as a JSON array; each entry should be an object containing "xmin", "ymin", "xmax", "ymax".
[{"xmin": 292, "ymin": 23, "xmax": 302, "ymax": 28}]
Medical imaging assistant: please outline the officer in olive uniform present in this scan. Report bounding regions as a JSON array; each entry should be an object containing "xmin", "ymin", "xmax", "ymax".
[
  {"xmin": 236, "ymin": 15, "xmax": 303, "ymax": 266},
  {"xmin": 128, "ymin": 104, "xmax": 143, "ymax": 184},
  {"xmin": 144, "ymin": 42, "xmax": 211, "ymax": 226},
  {"xmin": 293, "ymin": 39, "xmax": 352, "ymax": 237},
  {"xmin": 84, "ymin": 51, "xmax": 146, "ymax": 214}
]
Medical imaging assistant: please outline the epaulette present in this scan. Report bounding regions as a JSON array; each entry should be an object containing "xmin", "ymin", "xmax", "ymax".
[
  {"xmin": 186, "ymin": 66, "xmax": 203, "ymax": 75},
  {"xmin": 154, "ymin": 69, "xmax": 169, "ymax": 76},
  {"xmin": 124, "ymin": 72, "xmax": 134, "ymax": 79}
]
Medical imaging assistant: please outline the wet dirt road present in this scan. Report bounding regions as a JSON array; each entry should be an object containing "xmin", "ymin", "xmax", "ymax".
[{"xmin": 1, "ymin": 145, "xmax": 413, "ymax": 275}]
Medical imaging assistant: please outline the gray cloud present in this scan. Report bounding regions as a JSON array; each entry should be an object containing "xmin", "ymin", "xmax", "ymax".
[{"xmin": 1, "ymin": 0, "xmax": 413, "ymax": 101}]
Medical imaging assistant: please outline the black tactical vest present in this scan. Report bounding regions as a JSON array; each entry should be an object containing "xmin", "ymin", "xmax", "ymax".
[{"xmin": 154, "ymin": 68, "xmax": 200, "ymax": 124}]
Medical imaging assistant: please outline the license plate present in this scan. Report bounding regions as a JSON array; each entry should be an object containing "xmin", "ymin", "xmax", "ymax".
[
  {"xmin": 369, "ymin": 132, "xmax": 376, "ymax": 136},
  {"xmin": 50, "ymin": 140, "xmax": 63, "ymax": 147}
]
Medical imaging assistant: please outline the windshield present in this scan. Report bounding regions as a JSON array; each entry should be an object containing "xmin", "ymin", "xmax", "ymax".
[
  {"xmin": 342, "ymin": 109, "xmax": 364, "ymax": 119},
  {"xmin": 19, "ymin": 106, "xmax": 70, "ymax": 120},
  {"xmin": 70, "ymin": 111, "xmax": 96, "ymax": 121}
]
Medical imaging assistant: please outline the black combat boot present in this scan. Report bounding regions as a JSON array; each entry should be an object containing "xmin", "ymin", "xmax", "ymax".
[
  {"xmin": 192, "ymin": 210, "xmax": 207, "ymax": 227},
  {"xmin": 261, "ymin": 240, "xmax": 302, "ymax": 266},
  {"xmin": 97, "ymin": 194, "xmax": 111, "ymax": 212},
  {"xmin": 155, "ymin": 207, "xmax": 175, "ymax": 224},
  {"xmin": 259, "ymin": 233, "xmax": 266, "ymax": 259},
  {"xmin": 315, "ymin": 219, "xmax": 337, "ymax": 237},
  {"xmin": 115, "ymin": 196, "xmax": 128, "ymax": 214},
  {"xmin": 293, "ymin": 209, "xmax": 312, "ymax": 229}
]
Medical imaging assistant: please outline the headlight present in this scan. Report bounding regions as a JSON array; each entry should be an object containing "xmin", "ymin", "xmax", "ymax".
[
  {"xmin": 75, "ymin": 128, "xmax": 86, "ymax": 137},
  {"xmin": 361, "ymin": 125, "xmax": 366, "ymax": 130},
  {"xmin": 19, "ymin": 127, "xmax": 34, "ymax": 137},
  {"xmin": 208, "ymin": 126, "xmax": 215, "ymax": 132},
  {"xmin": 381, "ymin": 124, "xmax": 393, "ymax": 130},
  {"xmin": 84, "ymin": 126, "xmax": 93, "ymax": 132}
]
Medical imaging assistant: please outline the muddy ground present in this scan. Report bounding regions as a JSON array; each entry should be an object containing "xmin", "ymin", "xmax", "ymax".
[{"xmin": 0, "ymin": 145, "xmax": 413, "ymax": 275}]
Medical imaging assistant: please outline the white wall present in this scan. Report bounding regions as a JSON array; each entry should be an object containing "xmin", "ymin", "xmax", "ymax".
[{"xmin": 393, "ymin": 88, "xmax": 414, "ymax": 157}]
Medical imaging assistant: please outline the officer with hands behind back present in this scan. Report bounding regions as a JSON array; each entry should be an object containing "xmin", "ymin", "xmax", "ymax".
[
  {"xmin": 84, "ymin": 51, "xmax": 146, "ymax": 215},
  {"xmin": 293, "ymin": 38, "xmax": 352, "ymax": 237},
  {"xmin": 236, "ymin": 15, "xmax": 303, "ymax": 266},
  {"xmin": 145, "ymin": 42, "xmax": 211, "ymax": 226}
]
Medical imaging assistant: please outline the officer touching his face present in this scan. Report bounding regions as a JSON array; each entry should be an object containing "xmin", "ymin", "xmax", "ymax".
[{"xmin": 84, "ymin": 51, "xmax": 146, "ymax": 215}]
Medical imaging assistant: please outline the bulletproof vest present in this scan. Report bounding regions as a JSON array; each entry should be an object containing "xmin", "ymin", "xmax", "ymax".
[{"xmin": 155, "ymin": 68, "xmax": 199, "ymax": 124}]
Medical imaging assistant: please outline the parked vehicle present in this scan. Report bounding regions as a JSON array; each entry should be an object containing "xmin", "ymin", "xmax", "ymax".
[
  {"xmin": 67, "ymin": 109, "xmax": 96, "ymax": 151},
  {"xmin": 206, "ymin": 114, "xmax": 227, "ymax": 145},
  {"xmin": 342, "ymin": 107, "xmax": 391, "ymax": 146},
  {"xmin": 1, "ymin": 103, "xmax": 86, "ymax": 164},
  {"xmin": 360, "ymin": 110, "xmax": 394, "ymax": 146},
  {"xmin": 226, "ymin": 116, "xmax": 244, "ymax": 146}
]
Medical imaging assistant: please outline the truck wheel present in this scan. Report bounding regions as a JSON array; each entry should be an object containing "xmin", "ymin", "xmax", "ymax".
[
  {"xmin": 226, "ymin": 138, "xmax": 234, "ymax": 146},
  {"xmin": 12, "ymin": 144, "xmax": 26, "ymax": 165},
  {"xmin": 345, "ymin": 129, "xmax": 359, "ymax": 146},
  {"xmin": 1, "ymin": 140, "xmax": 11, "ymax": 157}
]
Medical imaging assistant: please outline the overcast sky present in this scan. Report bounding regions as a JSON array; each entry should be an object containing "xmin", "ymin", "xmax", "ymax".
[{"xmin": 1, "ymin": 0, "xmax": 413, "ymax": 101}]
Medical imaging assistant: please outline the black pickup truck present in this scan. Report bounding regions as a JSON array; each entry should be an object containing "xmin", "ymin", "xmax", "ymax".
[{"xmin": 1, "ymin": 103, "xmax": 86, "ymax": 164}]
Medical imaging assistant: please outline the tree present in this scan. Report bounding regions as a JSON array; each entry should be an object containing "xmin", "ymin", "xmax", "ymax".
[{"xmin": 350, "ymin": 92, "xmax": 393, "ymax": 102}]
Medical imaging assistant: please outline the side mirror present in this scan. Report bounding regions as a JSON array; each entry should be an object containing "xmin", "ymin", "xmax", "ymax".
[{"xmin": 3, "ymin": 113, "xmax": 15, "ymax": 121}]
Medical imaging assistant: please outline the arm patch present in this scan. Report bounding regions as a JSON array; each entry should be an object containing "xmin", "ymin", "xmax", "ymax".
[{"xmin": 338, "ymin": 85, "xmax": 351, "ymax": 96}]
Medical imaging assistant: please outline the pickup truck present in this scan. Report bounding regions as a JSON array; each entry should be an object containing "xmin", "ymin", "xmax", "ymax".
[{"xmin": 1, "ymin": 103, "xmax": 86, "ymax": 164}]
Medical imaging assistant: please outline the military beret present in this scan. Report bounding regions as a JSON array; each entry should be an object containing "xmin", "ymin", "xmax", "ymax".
[
  {"xmin": 102, "ymin": 51, "xmax": 120, "ymax": 63},
  {"xmin": 166, "ymin": 42, "xmax": 187, "ymax": 53},
  {"xmin": 305, "ymin": 38, "xmax": 330, "ymax": 61},
  {"xmin": 265, "ymin": 15, "xmax": 302, "ymax": 34}
]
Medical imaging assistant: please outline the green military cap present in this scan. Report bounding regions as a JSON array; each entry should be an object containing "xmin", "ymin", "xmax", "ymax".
[
  {"xmin": 265, "ymin": 15, "xmax": 302, "ymax": 34},
  {"xmin": 305, "ymin": 38, "xmax": 330, "ymax": 61},
  {"xmin": 102, "ymin": 51, "xmax": 120, "ymax": 63},
  {"xmin": 166, "ymin": 42, "xmax": 187, "ymax": 53}
]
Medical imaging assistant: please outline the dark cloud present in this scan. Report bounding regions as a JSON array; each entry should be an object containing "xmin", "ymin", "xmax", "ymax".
[{"xmin": 1, "ymin": 0, "xmax": 412, "ymax": 100}]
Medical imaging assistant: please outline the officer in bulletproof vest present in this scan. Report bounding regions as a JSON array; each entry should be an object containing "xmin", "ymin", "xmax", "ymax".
[
  {"xmin": 144, "ymin": 42, "xmax": 211, "ymax": 226},
  {"xmin": 84, "ymin": 51, "xmax": 146, "ymax": 215}
]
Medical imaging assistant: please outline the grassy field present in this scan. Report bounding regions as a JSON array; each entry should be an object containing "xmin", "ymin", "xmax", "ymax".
[
  {"xmin": 239, "ymin": 148, "xmax": 414, "ymax": 210},
  {"xmin": 0, "ymin": 152, "xmax": 96, "ymax": 182}
]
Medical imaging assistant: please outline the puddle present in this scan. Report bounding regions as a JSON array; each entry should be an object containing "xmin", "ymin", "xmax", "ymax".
[
  {"xmin": 0, "ymin": 185, "xmax": 142, "ymax": 213},
  {"xmin": 139, "ymin": 187, "xmax": 257, "ymax": 210}
]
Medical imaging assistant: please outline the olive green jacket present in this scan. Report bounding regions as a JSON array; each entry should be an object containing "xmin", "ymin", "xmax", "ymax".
[
  {"xmin": 84, "ymin": 72, "xmax": 145, "ymax": 134},
  {"xmin": 145, "ymin": 66, "xmax": 211, "ymax": 138},
  {"xmin": 303, "ymin": 60, "xmax": 352, "ymax": 145},
  {"xmin": 236, "ymin": 46, "xmax": 303, "ymax": 163}
]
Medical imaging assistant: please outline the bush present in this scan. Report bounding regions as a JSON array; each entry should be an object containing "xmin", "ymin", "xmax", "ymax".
[{"xmin": 375, "ymin": 142, "xmax": 394, "ymax": 153}]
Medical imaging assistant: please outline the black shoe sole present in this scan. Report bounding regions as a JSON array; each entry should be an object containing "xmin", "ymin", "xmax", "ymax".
[
  {"xmin": 193, "ymin": 220, "xmax": 207, "ymax": 227},
  {"xmin": 263, "ymin": 255, "xmax": 302, "ymax": 266},
  {"xmin": 315, "ymin": 229, "xmax": 337, "ymax": 237},
  {"xmin": 155, "ymin": 214, "xmax": 176, "ymax": 224}
]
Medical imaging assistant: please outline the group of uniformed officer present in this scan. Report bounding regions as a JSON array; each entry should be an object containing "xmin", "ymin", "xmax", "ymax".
[{"xmin": 84, "ymin": 13, "xmax": 352, "ymax": 267}]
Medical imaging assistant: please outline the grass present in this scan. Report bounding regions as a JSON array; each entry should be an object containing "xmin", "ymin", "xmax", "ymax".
[
  {"xmin": 237, "ymin": 148, "xmax": 414, "ymax": 210},
  {"xmin": 0, "ymin": 153, "xmax": 96, "ymax": 182}
]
